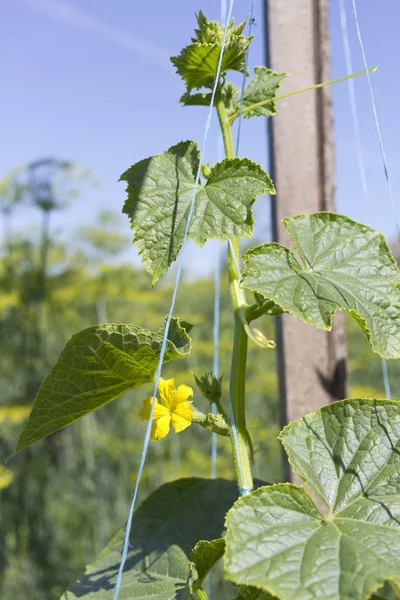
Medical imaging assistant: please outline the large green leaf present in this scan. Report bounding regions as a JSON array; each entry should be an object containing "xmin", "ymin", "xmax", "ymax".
[
  {"xmin": 225, "ymin": 399, "xmax": 400, "ymax": 600},
  {"xmin": 242, "ymin": 212, "xmax": 400, "ymax": 358},
  {"xmin": 231, "ymin": 67, "xmax": 289, "ymax": 119},
  {"xmin": 16, "ymin": 319, "xmax": 191, "ymax": 452},
  {"xmin": 64, "ymin": 478, "xmax": 240, "ymax": 599},
  {"xmin": 170, "ymin": 12, "xmax": 251, "ymax": 91},
  {"xmin": 121, "ymin": 141, "xmax": 274, "ymax": 284}
]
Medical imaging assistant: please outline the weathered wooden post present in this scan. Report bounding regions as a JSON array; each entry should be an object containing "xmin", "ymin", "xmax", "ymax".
[{"xmin": 263, "ymin": 0, "xmax": 348, "ymax": 480}]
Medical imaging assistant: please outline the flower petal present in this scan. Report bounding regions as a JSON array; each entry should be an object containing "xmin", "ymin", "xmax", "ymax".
[
  {"xmin": 171, "ymin": 404, "xmax": 192, "ymax": 433},
  {"xmin": 175, "ymin": 384, "xmax": 194, "ymax": 404},
  {"xmin": 139, "ymin": 397, "xmax": 169, "ymax": 421},
  {"xmin": 158, "ymin": 378, "xmax": 176, "ymax": 410},
  {"xmin": 150, "ymin": 415, "xmax": 171, "ymax": 440}
]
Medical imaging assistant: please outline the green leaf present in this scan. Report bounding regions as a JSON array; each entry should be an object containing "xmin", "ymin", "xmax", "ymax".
[
  {"xmin": 180, "ymin": 81, "xmax": 238, "ymax": 110},
  {"xmin": 180, "ymin": 69, "xmax": 288, "ymax": 117},
  {"xmin": 121, "ymin": 141, "xmax": 274, "ymax": 284},
  {"xmin": 171, "ymin": 12, "xmax": 252, "ymax": 91},
  {"xmin": 16, "ymin": 319, "xmax": 191, "ymax": 452},
  {"xmin": 189, "ymin": 538, "xmax": 225, "ymax": 592},
  {"xmin": 242, "ymin": 212, "xmax": 400, "ymax": 359},
  {"xmin": 64, "ymin": 477, "xmax": 240, "ymax": 599},
  {"xmin": 233, "ymin": 586, "xmax": 276, "ymax": 600},
  {"xmin": 225, "ymin": 399, "xmax": 400, "ymax": 600},
  {"xmin": 180, "ymin": 90, "xmax": 212, "ymax": 107},
  {"xmin": 193, "ymin": 372, "xmax": 223, "ymax": 404},
  {"xmin": 232, "ymin": 67, "xmax": 289, "ymax": 119}
]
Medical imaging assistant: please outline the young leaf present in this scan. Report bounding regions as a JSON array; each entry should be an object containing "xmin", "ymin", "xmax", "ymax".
[
  {"xmin": 15, "ymin": 319, "xmax": 191, "ymax": 452},
  {"xmin": 65, "ymin": 478, "xmax": 240, "ymax": 599},
  {"xmin": 171, "ymin": 12, "xmax": 252, "ymax": 91},
  {"xmin": 193, "ymin": 372, "xmax": 223, "ymax": 404},
  {"xmin": 225, "ymin": 399, "xmax": 400, "ymax": 600},
  {"xmin": 121, "ymin": 140, "xmax": 274, "ymax": 284},
  {"xmin": 180, "ymin": 89, "xmax": 212, "ymax": 107},
  {"xmin": 242, "ymin": 212, "xmax": 400, "ymax": 359},
  {"xmin": 231, "ymin": 67, "xmax": 289, "ymax": 119},
  {"xmin": 181, "ymin": 69, "xmax": 288, "ymax": 116},
  {"xmin": 180, "ymin": 81, "xmax": 237, "ymax": 109},
  {"xmin": 190, "ymin": 538, "xmax": 225, "ymax": 592}
]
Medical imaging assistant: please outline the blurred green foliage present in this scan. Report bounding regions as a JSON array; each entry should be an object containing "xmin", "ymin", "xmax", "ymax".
[{"xmin": 0, "ymin": 166, "xmax": 399, "ymax": 598}]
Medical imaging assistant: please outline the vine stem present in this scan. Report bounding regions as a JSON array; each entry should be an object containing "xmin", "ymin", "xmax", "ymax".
[
  {"xmin": 229, "ymin": 66, "xmax": 377, "ymax": 122},
  {"xmin": 216, "ymin": 96, "xmax": 253, "ymax": 493},
  {"xmin": 194, "ymin": 587, "xmax": 210, "ymax": 600}
]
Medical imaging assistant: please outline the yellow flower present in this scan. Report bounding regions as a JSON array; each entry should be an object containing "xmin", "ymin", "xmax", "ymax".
[{"xmin": 139, "ymin": 378, "xmax": 193, "ymax": 440}]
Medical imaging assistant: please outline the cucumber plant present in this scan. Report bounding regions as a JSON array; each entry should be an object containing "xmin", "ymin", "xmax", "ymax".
[{"xmin": 15, "ymin": 11, "xmax": 400, "ymax": 600}]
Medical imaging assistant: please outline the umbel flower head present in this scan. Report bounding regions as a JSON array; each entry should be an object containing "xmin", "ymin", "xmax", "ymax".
[{"xmin": 139, "ymin": 378, "xmax": 193, "ymax": 440}]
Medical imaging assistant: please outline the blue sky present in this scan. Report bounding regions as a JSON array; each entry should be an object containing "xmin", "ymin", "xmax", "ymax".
[{"xmin": 2, "ymin": 0, "xmax": 400, "ymax": 276}]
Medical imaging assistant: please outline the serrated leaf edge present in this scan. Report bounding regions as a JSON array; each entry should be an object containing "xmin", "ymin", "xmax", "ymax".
[
  {"xmin": 223, "ymin": 483, "xmax": 323, "ymax": 600},
  {"xmin": 278, "ymin": 397, "xmax": 400, "ymax": 510},
  {"xmin": 242, "ymin": 213, "xmax": 400, "ymax": 358},
  {"xmin": 283, "ymin": 212, "xmax": 400, "ymax": 360},
  {"xmin": 224, "ymin": 472, "xmax": 400, "ymax": 600}
]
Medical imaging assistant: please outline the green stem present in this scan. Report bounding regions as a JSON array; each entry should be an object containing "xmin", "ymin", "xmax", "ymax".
[
  {"xmin": 216, "ymin": 96, "xmax": 254, "ymax": 493},
  {"xmin": 230, "ymin": 310, "xmax": 253, "ymax": 488},
  {"xmin": 230, "ymin": 66, "xmax": 377, "ymax": 122},
  {"xmin": 194, "ymin": 587, "xmax": 210, "ymax": 600},
  {"xmin": 216, "ymin": 96, "xmax": 235, "ymax": 159},
  {"xmin": 191, "ymin": 407, "xmax": 230, "ymax": 436}
]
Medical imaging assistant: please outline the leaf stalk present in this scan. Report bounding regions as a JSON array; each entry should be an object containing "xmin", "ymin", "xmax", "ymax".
[{"xmin": 193, "ymin": 586, "xmax": 210, "ymax": 600}]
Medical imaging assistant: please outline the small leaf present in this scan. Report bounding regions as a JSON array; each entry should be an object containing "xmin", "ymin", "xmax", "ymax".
[
  {"xmin": 190, "ymin": 538, "xmax": 225, "ymax": 591},
  {"xmin": 180, "ymin": 90, "xmax": 212, "ymax": 107},
  {"xmin": 16, "ymin": 318, "xmax": 191, "ymax": 452},
  {"xmin": 232, "ymin": 67, "xmax": 289, "ymax": 119},
  {"xmin": 180, "ymin": 82, "xmax": 238, "ymax": 110},
  {"xmin": 171, "ymin": 12, "xmax": 252, "ymax": 91},
  {"xmin": 242, "ymin": 212, "xmax": 400, "ymax": 359},
  {"xmin": 225, "ymin": 399, "xmax": 400, "ymax": 600},
  {"xmin": 65, "ymin": 478, "xmax": 240, "ymax": 599},
  {"xmin": 194, "ymin": 372, "xmax": 223, "ymax": 404},
  {"xmin": 121, "ymin": 141, "xmax": 274, "ymax": 284}
]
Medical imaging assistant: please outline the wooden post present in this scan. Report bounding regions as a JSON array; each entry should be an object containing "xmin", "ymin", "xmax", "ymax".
[{"xmin": 263, "ymin": 0, "xmax": 348, "ymax": 480}]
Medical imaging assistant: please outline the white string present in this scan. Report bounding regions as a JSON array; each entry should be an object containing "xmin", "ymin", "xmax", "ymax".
[
  {"xmin": 351, "ymin": 0, "xmax": 400, "ymax": 238},
  {"xmin": 113, "ymin": 2, "xmax": 235, "ymax": 596},
  {"xmin": 210, "ymin": 0, "xmax": 227, "ymax": 483},
  {"xmin": 235, "ymin": 0, "xmax": 256, "ymax": 156},
  {"xmin": 348, "ymin": 0, "xmax": 399, "ymax": 400},
  {"xmin": 338, "ymin": 0, "xmax": 368, "ymax": 210}
]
